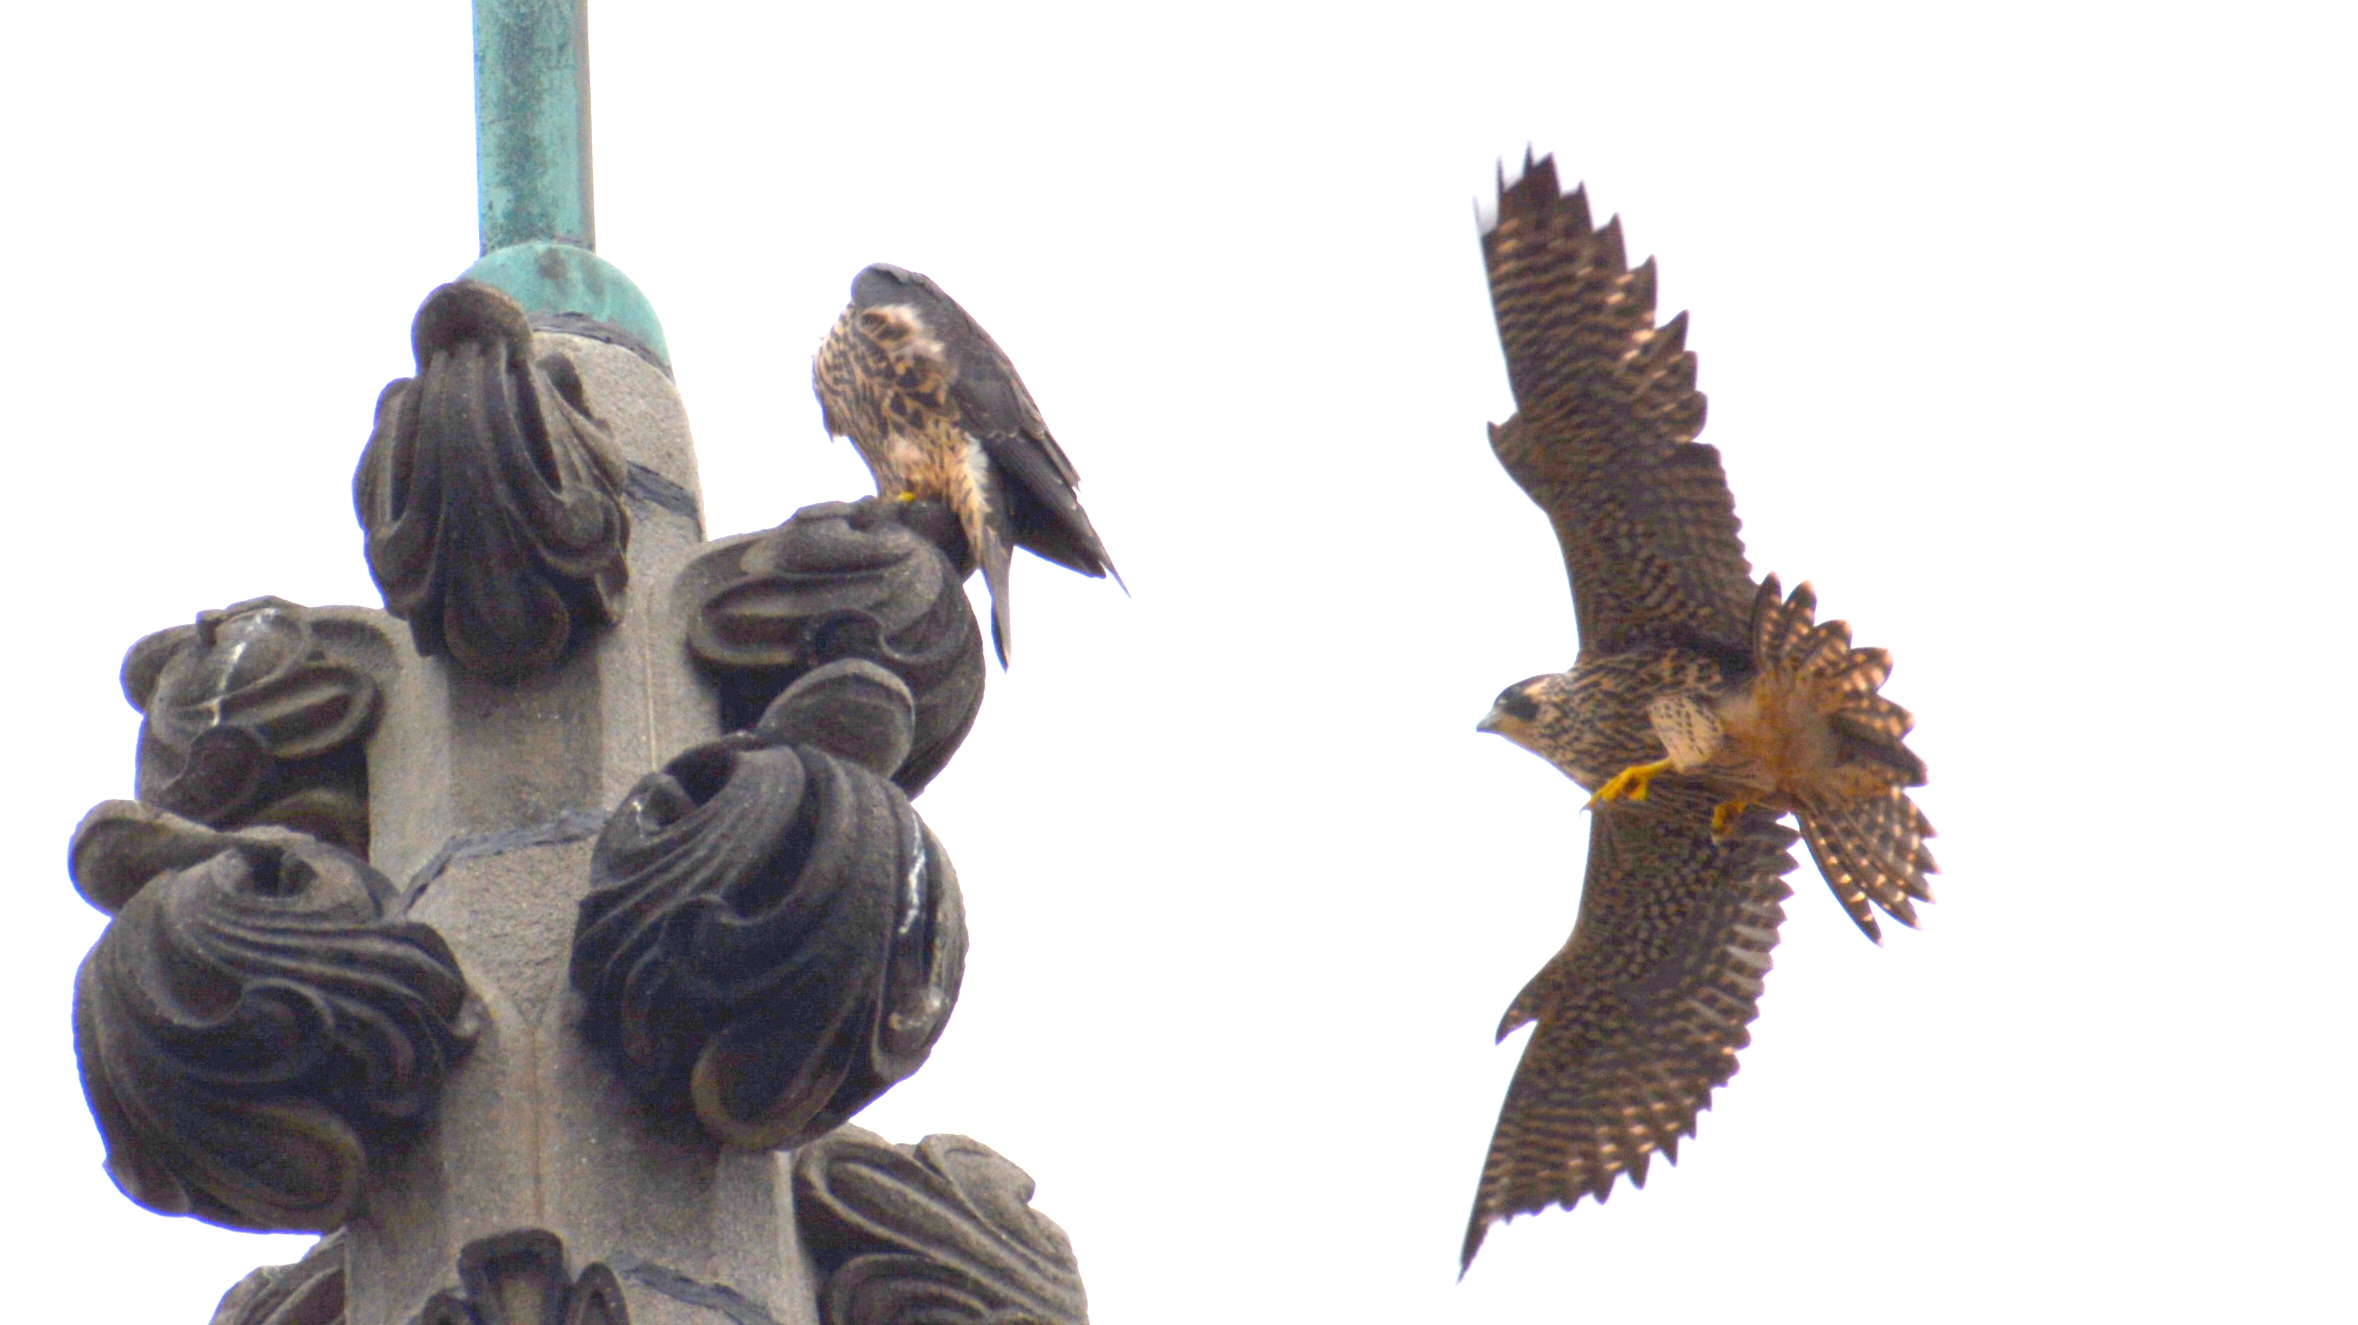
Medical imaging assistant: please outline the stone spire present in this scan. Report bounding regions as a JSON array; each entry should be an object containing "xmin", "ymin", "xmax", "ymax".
[{"xmin": 62, "ymin": 8, "xmax": 1089, "ymax": 1322}]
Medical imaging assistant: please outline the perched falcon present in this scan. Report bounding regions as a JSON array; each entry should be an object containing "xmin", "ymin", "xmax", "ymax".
[
  {"xmin": 1461, "ymin": 154, "xmax": 1937, "ymax": 1269},
  {"xmin": 812, "ymin": 263, "xmax": 1119, "ymax": 665}
]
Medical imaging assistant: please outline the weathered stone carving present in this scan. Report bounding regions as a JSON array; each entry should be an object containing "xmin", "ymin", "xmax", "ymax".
[
  {"xmin": 571, "ymin": 660, "xmax": 966, "ymax": 1150},
  {"xmin": 70, "ymin": 802, "xmax": 476, "ymax": 1232},
  {"xmin": 211, "ymin": 1229, "xmax": 838, "ymax": 1325},
  {"xmin": 355, "ymin": 280, "xmax": 632, "ymax": 678},
  {"xmin": 796, "ymin": 1128, "xmax": 1087, "ymax": 1325},
  {"xmin": 209, "ymin": 1232, "xmax": 346, "ymax": 1325},
  {"xmin": 120, "ymin": 597, "xmax": 389, "ymax": 858},
  {"xmin": 682, "ymin": 497, "xmax": 984, "ymax": 796},
  {"xmin": 419, "ymin": 1230, "xmax": 631, "ymax": 1325}
]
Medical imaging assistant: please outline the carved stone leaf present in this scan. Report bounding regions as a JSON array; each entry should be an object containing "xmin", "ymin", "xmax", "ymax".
[
  {"xmin": 121, "ymin": 598, "xmax": 388, "ymax": 858},
  {"xmin": 420, "ymin": 1230, "xmax": 631, "ymax": 1325},
  {"xmin": 209, "ymin": 1232, "xmax": 346, "ymax": 1325},
  {"xmin": 70, "ymin": 805, "xmax": 476, "ymax": 1232},
  {"xmin": 355, "ymin": 280, "xmax": 631, "ymax": 679},
  {"xmin": 796, "ymin": 1130, "xmax": 1086, "ymax": 1325},
  {"xmin": 209, "ymin": 1229, "xmax": 646, "ymax": 1325},
  {"xmin": 682, "ymin": 498, "xmax": 984, "ymax": 796},
  {"xmin": 570, "ymin": 708, "xmax": 966, "ymax": 1151}
]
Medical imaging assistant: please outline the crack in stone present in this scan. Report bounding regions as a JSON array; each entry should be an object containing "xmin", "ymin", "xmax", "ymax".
[
  {"xmin": 401, "ymin": 808, "xmax": 611, "ymax": 909},
  {"xmin": 604, "ymin": 1253, "xmax": 786, "ymax": 1325},
  {"xmin": 626, "ymin": 462, "xmax": 704, "ymax": 531}
]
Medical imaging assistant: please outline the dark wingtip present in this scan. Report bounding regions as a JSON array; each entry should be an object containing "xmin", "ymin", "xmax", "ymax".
[
  {"xmin": 1516, "ymin": 146, "xmax": 1553, "ymax": 198},
  {"xmin": 1498, "ymin": 148, "xmax": 1557, "ymax": 202},
  {"xmin": 1485, "ymin": 147, "xmax": 1560, "ymax": 236},
  {"xmin": 1459, "ymin": 1215, "xmax": 1489, "ymax": 1277},
  {"xmin": 1595, "ymin": 214, "xmax": 1627, "ymax": 268},
  {"xmin": 1486, "ymin": 149, "xmax": 1599, "ymax": 247}
]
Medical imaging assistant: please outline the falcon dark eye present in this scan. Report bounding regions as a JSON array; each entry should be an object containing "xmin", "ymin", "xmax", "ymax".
[{"xmin": 1494, "ymin": 688, "xmax": 1540, "ymax": 721}]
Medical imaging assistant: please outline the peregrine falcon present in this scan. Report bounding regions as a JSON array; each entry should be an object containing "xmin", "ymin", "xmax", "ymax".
[
  {"xmin": 1461, "ymin": 154, "xmax": 1937, "ymax": 1269},
  {"xmin": 812, "ymin": 264, "xmax": 1119, "ymax": 665}
]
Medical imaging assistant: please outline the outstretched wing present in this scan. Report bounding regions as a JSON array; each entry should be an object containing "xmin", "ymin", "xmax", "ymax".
[
  {"xmin": 1462, "ymin": 785, "xmax": 1797, "ymax": 1270},
  {"xmin": 849, "ymin": 265, "xmax": 1118, "ymax": 581},
  {"xmin": 1483, "ymin": 153, "xmax": 1755, "ymax": 661}
]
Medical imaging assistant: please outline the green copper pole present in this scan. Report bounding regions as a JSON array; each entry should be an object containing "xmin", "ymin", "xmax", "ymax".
[
  {"xmin": 475, "ymin": 0, "xmax": 595, "ymax": 252},
  {"xmin": 461, "ymin": 0, "xmax": 670, "ymax": 368}
]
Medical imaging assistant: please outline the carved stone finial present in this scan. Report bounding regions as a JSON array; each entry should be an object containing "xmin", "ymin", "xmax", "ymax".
[
  {"xmin": 70, "ymin": 803, "xmax": 476, "ymax": 1232},
  {"xmin": 354, "ymin": 280, "xmax": 632, "ymax": 679},
  {"xmin": 420, "ymin": 1231, "xmax": 631, "ymax": 1325},
  {"xmin": 795, "ymin": 1129, "xmax": 1088, "ymax": 1325},
  {"xmin": 682, "ymin": 498, "xmax": 984, "ymax": 796},
  {"xmin": 214, "ymin": 1228, "xmax": 847, "ymax": 1325},
  {"xmin": 570, "ymin": 722, "xmax": 966, "ymax": 1151},
  {"xmin": 755, "ymin": 659, "xmax": 918, "ymax": 778},
  {"xmin": 120, "ymin": 597, "xmax": 389, "ymax": 858}
]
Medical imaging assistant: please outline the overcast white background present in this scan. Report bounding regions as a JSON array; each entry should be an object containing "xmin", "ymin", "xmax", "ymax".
[{"xmin": 3, "ymin": 2, "xmax": 2351, "ymax": 1320}]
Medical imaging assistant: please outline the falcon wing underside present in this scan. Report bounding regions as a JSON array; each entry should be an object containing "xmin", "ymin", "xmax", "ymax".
[
  {"xmin": 1462, "ymin": 784, "xmax": 1796, "ymax": 1269},
  {"xmin": 1484, "ymin": 154, "xmax": 1756, "ymax": 660}
]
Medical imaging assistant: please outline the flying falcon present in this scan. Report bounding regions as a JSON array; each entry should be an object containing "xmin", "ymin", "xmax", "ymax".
[
  {"xmin": 812, "ymin": 263, "xmax": 1119, "ymax": 665},
  {"xmin": 1461, "ymin": 154, "xmax": 1937, "ymax": 1269}
]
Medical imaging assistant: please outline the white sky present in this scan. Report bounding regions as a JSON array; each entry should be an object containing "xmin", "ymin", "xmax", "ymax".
[{"xmin": 3, "ymin": 3, "xmax": 2351, "ymax": 1321}]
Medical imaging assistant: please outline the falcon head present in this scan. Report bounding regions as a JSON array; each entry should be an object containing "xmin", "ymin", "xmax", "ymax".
[
  {"xmin": 848, "ymin": 264, "xmax": 950, "ymax": 341},
  {"xmin": 841, "ymin": 265, "xmax": 947, "ymax": 367},
  {"xmin": 850, "ymin": 262, "xmax": 930, "ymax": 305},
  {"xmin": 1476, "ymin": 676, "xmax": 1553, "ymax": 750}
]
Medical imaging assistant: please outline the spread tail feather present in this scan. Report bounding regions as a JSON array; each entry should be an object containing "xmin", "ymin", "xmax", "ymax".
[
  {"xmin": 1798, "ymin": 789, "xmax": 1938, "ymax": 941},
  {"xmin": 1751, "ymin": 575, "xmax": 1936, "ymax": 940}
]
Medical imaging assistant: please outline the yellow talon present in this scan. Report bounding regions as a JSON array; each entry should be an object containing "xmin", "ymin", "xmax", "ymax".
[
  {"xmin": 1710, "ymin": 799, "xmax": 1751, "ymax": 840},
  {"xmin": 895, "ymin": 491, "xmax": 918, "ymax": 503},
  {"xmin": 1586, "ymin": 758, "xmax": 1674, "ymax": 809}
]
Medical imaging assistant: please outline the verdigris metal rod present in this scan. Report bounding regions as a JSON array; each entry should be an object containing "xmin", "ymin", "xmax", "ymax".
[
  {"xmin": 463, "ymin": 0, "xmax": 669, "ymax": 366},
  {"xmin": 474, "ymin": 0, "xmax": 594, "ymax": 253}
]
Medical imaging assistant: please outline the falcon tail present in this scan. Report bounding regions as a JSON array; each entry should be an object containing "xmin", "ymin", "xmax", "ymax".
[
  {"xmin": 1749, "ymin": 576, "xmax": 1937, "ymax": 941},
  {"xmin": 978, "ymin": 519, "xmax": 1016, "ymax": 668}
]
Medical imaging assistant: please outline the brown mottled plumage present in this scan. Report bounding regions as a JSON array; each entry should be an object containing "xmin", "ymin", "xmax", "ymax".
[
  {"xmin": 1463, "ymin": 153, "xmax": 1936, "ymax": 1269},
  {"xmin": 812, "ymin": 264, "xmax": 1118, "ymax": 665}
]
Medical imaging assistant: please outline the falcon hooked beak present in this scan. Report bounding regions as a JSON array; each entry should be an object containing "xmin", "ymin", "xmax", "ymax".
[{"xmin": 1476, "ymin": 679, "xmax": 1545, "ymax": 744}]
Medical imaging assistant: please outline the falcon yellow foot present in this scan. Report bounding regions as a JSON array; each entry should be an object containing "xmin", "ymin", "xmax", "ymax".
[
  {"xmin": 1586, "ymin": 758, "xmax": 1674, "ymax": 809},
  {"xmin": 1711, "ymin": 799, "xmax": 1752, "ymax": 841}
]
